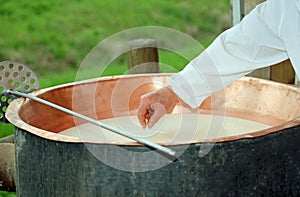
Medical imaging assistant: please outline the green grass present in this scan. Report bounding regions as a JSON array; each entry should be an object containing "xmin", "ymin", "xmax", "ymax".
[
  {"xmin": 0, "ymin": 0, "xmax": 231, "ymax": 195},
  {"xmin": 0, "ymin": 0, "xmax": 230, "ymax": 76},
  {"xmin": 0, "ymin": 123, "xmax": 14, "ymax": 138},
  {"xmin": 0, "ymin": 191, "xmax": 15, "ymax": 197}
]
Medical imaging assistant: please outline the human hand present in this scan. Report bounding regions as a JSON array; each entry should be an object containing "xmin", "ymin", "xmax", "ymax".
[{"xmin": 137, "ymin": 86, "xmax": 178, "ymax": 128}]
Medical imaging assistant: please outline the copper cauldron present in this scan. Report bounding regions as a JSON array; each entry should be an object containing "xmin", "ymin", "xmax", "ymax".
[{"xmin": 6, "ymin": 74, "xmax": 300, "ymax": 196}]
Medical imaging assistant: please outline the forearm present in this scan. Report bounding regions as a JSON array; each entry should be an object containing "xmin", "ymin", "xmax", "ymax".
[{"xmin": 168, "ymin": 1, "xmax": 288, "ymax": 108}]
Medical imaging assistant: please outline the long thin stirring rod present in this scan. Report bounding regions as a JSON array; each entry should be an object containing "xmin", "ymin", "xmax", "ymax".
[{"xmin": 7, "ymin": 90, "xmax": 176, "ymax": 157}]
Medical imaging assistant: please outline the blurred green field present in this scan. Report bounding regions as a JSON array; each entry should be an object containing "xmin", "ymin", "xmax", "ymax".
[
  {"xmin": 0, "ymin": 0, "xmax": 230, "ymax": 75},
  {"xmin": 0, "ymin": 0, "xmax": 231, "ymax": 195}
]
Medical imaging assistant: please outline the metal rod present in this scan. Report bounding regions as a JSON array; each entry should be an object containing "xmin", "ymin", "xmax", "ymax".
[
  {"xmin": 7, "ymin": 90, "xmax": 176, "ymax": 157},
  {"xmin": 231, "ymin": 0, "xmax": 241, "ymax": 26}
]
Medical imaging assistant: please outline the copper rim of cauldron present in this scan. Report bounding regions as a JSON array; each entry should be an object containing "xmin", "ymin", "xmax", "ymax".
[{"xmin": 5, "ymin": 74, "xmax": 300, "ymax": 146}]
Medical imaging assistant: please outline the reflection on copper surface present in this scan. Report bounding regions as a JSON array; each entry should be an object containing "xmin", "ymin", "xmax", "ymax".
[{"xmin": 6, "ymin": 74, "xmax": 300, "ymax": 144}]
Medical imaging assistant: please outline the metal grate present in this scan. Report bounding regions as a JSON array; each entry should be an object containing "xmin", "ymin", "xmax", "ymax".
[{"xmin": 0, "ymin": 61, "xmax": 39, "ymax": 123}]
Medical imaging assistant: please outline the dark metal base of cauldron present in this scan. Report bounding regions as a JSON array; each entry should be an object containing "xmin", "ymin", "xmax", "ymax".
[{"xmin": 15, "ymin": 125, "xmax": 300, "ymax": 196}]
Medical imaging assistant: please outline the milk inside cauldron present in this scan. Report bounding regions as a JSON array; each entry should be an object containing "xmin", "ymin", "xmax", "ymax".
[{"xmin": 59, "ymin": 114, "xmax": 271, "ymax": 144}]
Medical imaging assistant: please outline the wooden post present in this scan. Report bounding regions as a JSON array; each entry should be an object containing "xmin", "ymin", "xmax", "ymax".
[
  {"xmin": 231, "ymin": 0, "xmax": 295, "ymax": 84},
  {"xmin": 240, "ymin": 0, "xmax": 265, "ymax": 18},
  {"xmin": 0, "ymin": 143, "xmax": 16, "ymax": 192},
  {"xmin": 127, "ymin": 39, "xmax": 159, "ymax": 74},
  {"xmin": 270, "ymin": 59, "xmax": 295, "ymax": 84},
  {"xmin": 0, "ymin": 134, "xmax": 14, "ymax": 143}
]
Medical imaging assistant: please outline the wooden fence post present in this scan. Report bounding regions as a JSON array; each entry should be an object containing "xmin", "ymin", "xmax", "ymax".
[
  {"xmin": 270, "ymin": 59, "xmax": 295, "ymax": 84},
  {"xmin": 231, "ymin": 0, "xmax": 295, "ymax": 84},
  {"xmin": 127, "ymin": 39, "xmax": 159, "ymax": 74},
  {"xmin": 0, "ymin": 143, "xmax": 16, "ymax": 192}
]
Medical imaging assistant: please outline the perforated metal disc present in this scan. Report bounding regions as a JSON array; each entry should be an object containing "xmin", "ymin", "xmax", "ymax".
[{"xmin": 0, "ymin": 61, "xmax": 39, "ymax": 123}]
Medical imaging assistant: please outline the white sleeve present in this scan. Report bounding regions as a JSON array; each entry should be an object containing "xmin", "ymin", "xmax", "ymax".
[{"xmin": 168, "ymin": 0, "xmax": 289, "ymax": 108}]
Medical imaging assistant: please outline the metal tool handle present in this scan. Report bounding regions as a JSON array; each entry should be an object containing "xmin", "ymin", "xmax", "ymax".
[{"xmin": 7, "ymin": 90, "xmax": 177, "ymax": 157}]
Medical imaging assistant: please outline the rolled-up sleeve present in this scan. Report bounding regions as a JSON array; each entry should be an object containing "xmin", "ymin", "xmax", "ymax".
[{"xmin": 168, "ymin": 0, "xmax": 289, "ymax": 108}]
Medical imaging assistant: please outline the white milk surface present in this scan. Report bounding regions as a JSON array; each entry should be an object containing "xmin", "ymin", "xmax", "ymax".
[{"xmin": 59, "ymin": 114, "xmax": 271, "ymax": 144}]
